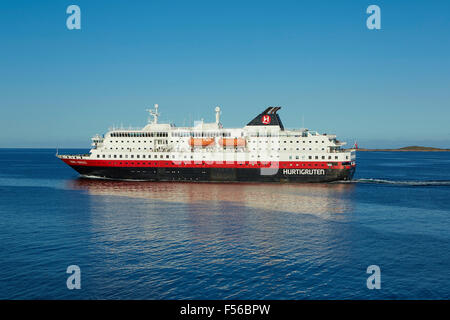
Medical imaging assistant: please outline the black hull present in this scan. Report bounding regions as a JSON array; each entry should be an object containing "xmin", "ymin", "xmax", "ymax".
[{"xmin": 68, "ymin": 165, "xmax": 355, "ymax": 183}]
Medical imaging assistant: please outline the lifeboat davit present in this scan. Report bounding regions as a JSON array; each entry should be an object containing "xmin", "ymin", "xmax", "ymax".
[
  {"xmin": 219, "ymin": 138, "xmax": 246, "ymax": 147},
  {"xmin": 189, "ymin": 138, "xmax": 215, "ymax": 147}
]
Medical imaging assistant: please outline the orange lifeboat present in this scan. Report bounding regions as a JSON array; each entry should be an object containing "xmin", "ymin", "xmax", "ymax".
[
  {"xmin": 189, "ymin": 137, "xmax": 215, "ymax": 147},
  {"xmin": 219, "ymin": 138, "xmax": 246, "ymax": 147}
]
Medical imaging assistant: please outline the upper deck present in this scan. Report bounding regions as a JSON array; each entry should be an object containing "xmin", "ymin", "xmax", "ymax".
[{"xmin": 59, "ymin": 105, "xmax": 356, "ymax": 164}]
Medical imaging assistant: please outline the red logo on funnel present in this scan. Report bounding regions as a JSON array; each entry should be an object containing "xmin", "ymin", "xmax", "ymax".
[{"xmin": 262, "ymin": 115, "xmax": 271, "ymax": 124}]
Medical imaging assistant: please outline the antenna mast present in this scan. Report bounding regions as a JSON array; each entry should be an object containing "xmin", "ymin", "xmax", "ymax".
[{"xmin": 146, "ymin": 104, "xmax": 160, "ymax": 124}]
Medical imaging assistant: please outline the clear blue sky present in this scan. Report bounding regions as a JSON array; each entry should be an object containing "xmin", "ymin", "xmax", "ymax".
[{"xmin": 1, "ymin": 0, "xmax": 449, "ymax": 148}]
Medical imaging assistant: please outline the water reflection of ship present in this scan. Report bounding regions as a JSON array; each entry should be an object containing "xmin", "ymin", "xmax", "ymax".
[{"xmin": 69, "ymin": 178, "xmax": 355, "ymax": 218}]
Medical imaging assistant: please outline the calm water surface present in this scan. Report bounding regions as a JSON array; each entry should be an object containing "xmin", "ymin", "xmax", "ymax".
[{"xmin": 0, "ymin": 149, "xmax": 449, "ymax": 299}]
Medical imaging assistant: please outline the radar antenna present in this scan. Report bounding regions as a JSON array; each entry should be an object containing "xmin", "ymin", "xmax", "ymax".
[{"xmin": 146, "ymin": 104, "xmax": 160, "ymax": 124}]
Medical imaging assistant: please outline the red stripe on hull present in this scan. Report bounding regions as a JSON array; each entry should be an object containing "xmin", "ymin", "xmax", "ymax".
[{"xmin": 61, "ymin": 158, "xmax": 354, "ymax": 170}]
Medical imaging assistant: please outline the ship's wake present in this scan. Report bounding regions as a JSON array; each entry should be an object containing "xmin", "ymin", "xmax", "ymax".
[
  {"xmin": 343, "ymin": 178, "xmax": 450, "ymax": 186},
  {"xmin": 80, "ymin": 174, "xmax": 150, "ymax": 182},
  {"xmin": 79, "ymin": 174, "xmax": 450, "ymax": 186}
]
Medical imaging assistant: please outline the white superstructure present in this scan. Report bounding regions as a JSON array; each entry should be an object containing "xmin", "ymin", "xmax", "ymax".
[{"xmin": 64, "ymin": 104, "xmax": 355, "ymax": 165}]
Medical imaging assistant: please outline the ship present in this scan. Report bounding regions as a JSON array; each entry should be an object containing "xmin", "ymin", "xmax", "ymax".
[{"xmin": 57, "ymin": 105, "xmax": 356, "ymax": 182}]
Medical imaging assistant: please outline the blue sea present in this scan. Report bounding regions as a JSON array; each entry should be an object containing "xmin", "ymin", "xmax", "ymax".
[{"xmin": 0, "ymin": 149, "xmax": 449, "ymax": 299}]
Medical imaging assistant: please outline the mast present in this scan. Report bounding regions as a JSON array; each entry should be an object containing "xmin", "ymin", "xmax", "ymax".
[
  {"xmin": 215, "ymin": 106, "xmax": 221, "ymax": 124},
  {"xmin": 146, "ymin": 104, "xmax": 160, "ymax": 124}
]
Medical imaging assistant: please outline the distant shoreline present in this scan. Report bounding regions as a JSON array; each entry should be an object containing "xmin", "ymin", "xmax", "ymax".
[{"xmin": 352, "ymin": 146, "xmax": 450, "ymax": 152}]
